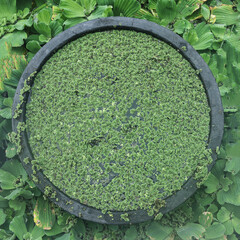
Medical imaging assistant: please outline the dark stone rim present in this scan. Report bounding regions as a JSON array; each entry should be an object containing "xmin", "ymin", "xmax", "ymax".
[{"xmin": 12, "ymin": 17, "xmax": 224, "ymax": 224}]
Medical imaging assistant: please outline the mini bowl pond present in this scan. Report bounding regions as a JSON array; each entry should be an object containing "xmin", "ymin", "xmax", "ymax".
[{"xmin": 12, "ymin": 17, "xmax": 224, "ymax": 224}]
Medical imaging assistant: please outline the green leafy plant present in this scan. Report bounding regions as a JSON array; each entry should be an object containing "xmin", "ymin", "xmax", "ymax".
[{"xmin": 0, "ymin": 0, "xmax": 240, "ymax": 239}]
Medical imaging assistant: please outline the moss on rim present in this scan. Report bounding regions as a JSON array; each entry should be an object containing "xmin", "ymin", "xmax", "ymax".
[{"xmin": 25, "ymin": 30, "xmax": 212, "ymax": 214}]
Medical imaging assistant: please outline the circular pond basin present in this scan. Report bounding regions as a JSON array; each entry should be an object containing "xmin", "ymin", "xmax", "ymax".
[{"xmin": 12, "ymin": 17, "xmax": 224, "ymax": 224}]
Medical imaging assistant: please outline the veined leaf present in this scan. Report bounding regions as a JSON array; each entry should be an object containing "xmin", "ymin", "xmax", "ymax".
[
  {"xmin": 63, "ymin": 18, "xmax": 86, "ymax": 30},
  {"xmin": 199, "ymin": 212, "xmax": 213, "ymax": 228},
  {"xmin": 87, "ymin": 6, "xmax": 113, "ymax": 20},
  {"xmin": 0, "ymin": 209, "xmax": 6, "ymax": 226},
  {"xmin": 9, "ymin": 199, "xmax": 26, "ymax": 216},
  {"xmin": 217, "ymin": 172, "xmax": 240, "ymax": 206},
  {"xmin": 9, "ymin": 215, "xmax": 28, "ymax": 240},
  {"xmin": 177, "ymin": 223, "xmax": 205, "ymax": 240},
  {"xmin": 59, "ymin": 0, "xmax": 85, "ymax": 18},
  {"xmin": 34, "ymin": 196, "xmax": 56, "ymax": 230},
  {"xmin": 183, "ymin": 28, "xmax": 198, "ymax": 45},
  {"xmin": 146, "ymin": 222, "xmax": 173, "ymax": 240},
  {"xmin": 97, "ymin": 0, "xmax": 114, "ymax": 5},
  {"xmin": 203, "ymin": 173, "xmax": 220, "ymax": 193},
  {"xmin": 149, "ymin": 0, "xmax": 157, "ymax": 10},
  {"xmin": 50, "ymin": 20, "xmax": 63, "ymax": 37},
  {"xmin": 5, "ymin": 188, "xmax": 33, "ymax": 200},
  {"xmin": 55, "ymin": 233, "xmax": 71, "ymax": 240},
  {"xmin": 135, "ymin": 8, "xmax": 162, "ymax": 24},
  {"xmin": 212, "ymin": 5, "xmax": 240, "ymax": 26},
  {"xmin": 0, "ymin": 107, "xmax": 12, "ymax": 119},
  {"xmin": 201, "ymin": 4, "xmax": 210, "ymax": 21},
  {"xmin": 222, "ymin": 87, "xmax": 240, "ymax": 112},
  {"xmin": 113, "ymin": 0, "xmax": 141, "ymax": 17},
  {"xmin": 44, "ymin": 222, "xmax": 65, "ymax": 236},
  {"xmin": 217, "ymin": 207, "xmax": 231, "ymax": 223},
  {"xmin": 124, "ymin": 226, "xmax": 137, "ymax": 240},
  {"xmin": 0, "ymin": 172, "xmax": 15, "ymax": 190},
  {"xmin": 34, "ymin": 22, "xmax": 51, "ymax": 38},
  {"xmin": 174, "ymin": 19, "xmax": 191, "ymax": 34},
  {"xmin": 15, "ymin": 17, "xmax": 33, "ymax": 30},
  {"xmin": 177, "ymin": 0, "xmax": 206, "ymax": 18},
  {"xmin": 192, "ymin": 22, "xmax": 214, "ymax": 50},
  {"xmin": 5, "ymin": 142, "xmax": 17, "ymax": 158},
  {"xmin": 1, "ymin": 158, "xmax": 28, "ymax": 181},
  {"xmin": 224, "ymin": 141, "xmax": 240, "ymax": 175},
  {"xmin": 1, "ymin": 31, "xmax": 27, "ymax": 47},
  {"xmin": 37, "ymin": 8, "xmax": 52, "ymax": 25},
  {"xmin": 78, "ymin": 0, "xmax": 96, "ymax": 15},
  {"xmin": 210, "ymin": 24, "xmax": 226, "ymax": 39},
  {"xmin": 31, "ymin": 225, "xmax": 45, "ymax": 240},
  {"xmin": 0, "ymin": 0, "xmax": 16, "ymax": 20},
  {"xmin": 204, "ymin": 223, "xmax": 226, "ymax": 239},
  {"xmin": 26, "ymin": 40, "xmax": 41, "ymax": 54},
  {"xmin": 156, "ymin": 0, "xmax": 177, "ymax": 24},
  {"xmin": 232, "ymin": 216, "xmax": 240, "ymax": 234}
]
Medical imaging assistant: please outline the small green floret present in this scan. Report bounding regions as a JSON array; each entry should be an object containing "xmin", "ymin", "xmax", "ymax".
[{"xmin": 120, "ymin": 213, "xmax": 129, "ymax": 222}]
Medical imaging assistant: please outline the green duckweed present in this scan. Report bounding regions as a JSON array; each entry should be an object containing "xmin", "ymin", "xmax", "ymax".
[{"xmin": 25, "ymin": 30, "xmax": 212, "ymax": 214}]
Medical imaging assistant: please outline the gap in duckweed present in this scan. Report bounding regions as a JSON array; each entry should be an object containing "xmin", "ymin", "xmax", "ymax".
[{"xmin": 25, "ymin": 30, "xmax": 212, "ymax": 215}]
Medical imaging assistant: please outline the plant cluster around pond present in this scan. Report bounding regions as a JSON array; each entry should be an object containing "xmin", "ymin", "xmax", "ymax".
[{"xmin": 25, "ymin": 29, "xmax": 212, "ymax": 215}]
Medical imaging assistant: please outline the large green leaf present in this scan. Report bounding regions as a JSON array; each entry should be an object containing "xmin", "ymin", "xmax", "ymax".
[
  {"xmin": 97, "ymin": 0, "xmax": 114, "ymax": 5},
  {"xmin": 26, "ymin": 40, "xmax": 41, "ymax": 53},
  {"xmin": 34, "ymin": 22, "xmax": 51, "ymax": 38},
  {"xmin": 113, "ymin": 0, "xmax": 141, "ymax": 17},
  {"xmin": 156, "ymin": 0, "xmax": 177, "ymax": 24},
  {"xmin": 31, "ymin": 225, "xmax": 45, "ymax": 240},
  {"xmin": 87, "ymin": 5, "xmax": 113, "ymax": 20},
  {"xmin": 45, "ymin": 222, "xmax": 65, "ymax": 236},
  {"xmin": 59, "ymin": 0, "xmax": 85, "ymax": 18},
  {"xmin": 177, "ymin": 223, "xmax": 205, "ymax": 240},
  {"xmin": 203, "ymin": 173, "xmax": 220, "ymax": 193},
  {"xmin": 199, "ymin": 212, "xmax": 213, "ymax": 228},
  {"xmin": 210, "ymin": 24, "xmax": 226, "ymax": 39},
  {"xmin": 0, "ymin": 195, "xmax": 8, "ymax": 208},
  {"xmin": 174, "ymin": 19, "xmax": 191, "ymax": 34},
  {"xmin": 0, "ymin": 107, "xmax": 12, "ymax": 119},
  {"xmin": 192, "ymin": 22, "xmax": 214, "ymax": 50},
  {"xmin": 55, "ymin": 233, "xmax": 71, "ymax": 240},
  {"xmin": 183, "ymin": 28, "xmax": 199, "ymax": 45},
  {"xmin": 5, "ymin": 142, "xmax": 17, "ymax": 158},
  {"xmin": 0, "ymin": 209, "xmax": 6, "ymax": 226},
  {"xmin": 34, "ymin": 196, "xmax": 56, "ymax": 230},
  {"xmin": 146, "ymin": 222, "xmax": 173, "ymax": 240},
  {"xmin": 37, "ymin": 8, "xmax": 52, "ymax": 25},
  {"xmin": 124, "ymin": 226, "xmax": 138, "ymax": 240},
  {"xmin": 0, "ymin": 169, "xmax": 17, "ymax": 189},
  {"xmin": 5, "ymin": 188, "xmax": 33, "ymax": 200},
  {"xmin": 50, "ymin": 20, "xmax": 63, "ymax": 37},
  {"xmin": 217, "ymin": 172, "xmax": 240, "ymax": 206},
  {"xmin": 0, "ymin": 0, "xmax": 16, "ymax": 20},
  {"xmin": 224, "ymin": 141, "xmax": 240, "ymax": 174},
  {"xmin": 0, "ymin": 31, "xmax": 27, "ymax": 59},
  {"xmin": 213, "ymin": 5, "xmax": 240, "ymax": 26},
  {"xmin": 1, "ymin": 158, "xmax": 28, "ymax": 181},
  {"xmin": 201, "ymin": 4, "xmax": 210, "ymax": 21},
  {"xmin": 15, "ymin": 17, "xmax": 33, "ymax": 30},
  {"xmin": 9, "ymin": 215, "xmax": 28, "ymax": 240},
  {"xmin": 63, "ymin": 18, "xmax": 86, "ymax": 30},
  {"xmin": 204, "ymin": 223, "xmax": 226, "ymax": 239},
  {"xmin": 232, "ymin": 216, "xmax": 240, "ymax": 234},
  {"xmin": 217, "ymin": 207, "xmax": 231, "ymax": 223},
  {"xmin": 176, "ymin": 0, "xmax": 205, "ymax": 18},
  {"xmin": 9, "ymin": 199, "xmax": 26, "ymax": 216},
  {"xmin": 78, "ymin": 0, "xmax": 96, "ymax": 15}
]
